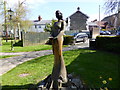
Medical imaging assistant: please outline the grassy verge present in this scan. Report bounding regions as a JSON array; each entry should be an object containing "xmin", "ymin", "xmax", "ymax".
[
  {"xmin": 1, "ymin": 40, "xmax": 52, "ymax": 52},
  {"xmin": 0, "ymin": 55, "xmax": 18, "ymax": 59},
  {"xmin": 1, "ymin": 49, "xmax": 119, "ymax": 89},
  {"xmin": 1, "ymin": 40, "xmax": 68, "ymax": 52}
]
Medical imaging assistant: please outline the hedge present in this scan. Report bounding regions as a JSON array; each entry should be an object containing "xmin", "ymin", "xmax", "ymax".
[
  {"xmin": 2, "ymin": 36, "xmax": 14, "ymax": 40},
  {"xmin": 63, "ymin": 35, "xmax": 74, "ymax": 45},
  {"xmin": 12, "ymin": 35, "xmax": 74, "ymax": 47},
  {"xmin": 95, "ymin": 35, "xmax": 120, "ymax": 53},
  {"xmin": 46, "ymin": 35, "xmax": 74, "ymax": 45},
  {"xmin": 13, "ymin": 40, "xmax": 23, "ymax": 47}
]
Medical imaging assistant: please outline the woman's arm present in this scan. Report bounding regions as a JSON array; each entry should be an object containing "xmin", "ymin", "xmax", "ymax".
[{"xmin": 56, "ymin": 21, "xmax": 66, "ymax": 38}]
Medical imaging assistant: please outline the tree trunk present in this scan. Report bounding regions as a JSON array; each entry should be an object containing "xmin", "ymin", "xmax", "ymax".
[
  {"xmin": 14, "ymin": 27, "xmax": 16, "ymax": 42},
  {"xmin": 18, "ymin": 23, "xmax": 21, "ymax": 40}
]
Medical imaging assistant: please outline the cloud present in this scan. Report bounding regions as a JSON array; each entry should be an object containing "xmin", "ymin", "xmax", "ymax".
[
  {"xmin": 3, "ymin": 0, "xmax": 46, "ymax": 7},
  {"xmin": 43, "ymin": 0, "xmax": 101, "ymax": 2},
  {"xmin": 2, "ymin": 0, "xmax": 46, "ymax": 10},
  {"xmin": 3, "ymin": 0, "xmax": 104, "ymax": 5},
  {"xmin": 4, "ymin": 0, "xmax": 46, "ymax": 4},
  {"xmin": 26, "ymin": 0, "xmax": 46, "ymax": 4}
]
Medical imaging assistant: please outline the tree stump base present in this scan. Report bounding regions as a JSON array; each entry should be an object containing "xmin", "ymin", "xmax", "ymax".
[{"xmin": 37, "ymin": 74, "xmax": 84, "ymax": 90}]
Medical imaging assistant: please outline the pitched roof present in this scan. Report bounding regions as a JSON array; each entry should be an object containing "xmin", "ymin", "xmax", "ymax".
[
  {"xmin": 88, "ymin": 21, "xmax": 107, "ymax": 27},
  {"xmin": 87, "ymin": 22, "xmax": 98, "ymax": 26},
  {"xmin": 33, "ymin": 20, "xmax": 51, "ymax": 25},
  {"xmin": 69, "ymin": 10, "xmax": 89, "ymax": 19},
  {"xmin": 102, "ymin": 13, "xmax": 118, "ymax": 21}
]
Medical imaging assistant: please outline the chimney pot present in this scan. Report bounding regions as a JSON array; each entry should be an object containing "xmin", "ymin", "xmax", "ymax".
[{"xmin": 38, "ymin": 15, "xmax": 42, "ymax": 21}]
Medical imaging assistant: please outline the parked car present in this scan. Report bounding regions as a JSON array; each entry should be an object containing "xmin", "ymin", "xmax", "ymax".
[
  {"xmin": 116, "ymin": 27, "xmax": 120, "ymax": 35},
  {"xmin": 100, "ymin": 31, "xmax": 111, "ymax": 35},
  {"xmin": 105, "ymin": 31, "xmax": 111, "ymax": 35},
  {"xmin": 70, "ymin": 33, "xmax": 79, "ymax": 37},
  {"xmin": 117, "ymin": 31, "xmax": 120, "ymax": 35},
  {"xmin": 74, "ymin": 33, "xmax": 88, "ymax": 43},
  {"xmin": 100, "ymin": 31, "xmax": 106, "ymax": 35}
]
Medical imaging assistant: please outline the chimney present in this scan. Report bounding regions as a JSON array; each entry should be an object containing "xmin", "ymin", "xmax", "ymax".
[{"xmin": 38, "ymin": 15, "xmax": 42, "ymax": 21}]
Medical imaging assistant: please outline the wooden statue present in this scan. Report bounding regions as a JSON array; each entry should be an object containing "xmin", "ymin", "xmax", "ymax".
[
  {"xmin": 44, "ymin": 10, "xmax": 68, "ymax": 89},
  {"xmin": 38, "ymin": 10, "xmax": 82, "ymax": 90},
  {"xmin": 50, "ymin": 10, "xmax": 67, "ymax": 89},
  {"xmin": 38, "ymin": 10, "xmax": 68, "ymax": 90}
]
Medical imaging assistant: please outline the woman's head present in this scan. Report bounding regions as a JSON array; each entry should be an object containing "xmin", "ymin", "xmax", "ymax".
[{"xmin": 55, "ymin": 10, "xmax": 63, "ymax": 20}]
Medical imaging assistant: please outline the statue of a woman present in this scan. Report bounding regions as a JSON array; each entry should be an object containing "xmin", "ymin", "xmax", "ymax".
[
  {"xmin": 51, "ymin": 10, "xmax": 65, "ymax": 39},
  {"xmin": 50, "ymin": 10, "xmax": 68, "ymax": 89}
]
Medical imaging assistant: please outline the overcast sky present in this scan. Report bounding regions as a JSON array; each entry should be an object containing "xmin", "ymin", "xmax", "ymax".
[{"xmin": 1, "ymin": 0, "xmax": 110, "ymax": 22}]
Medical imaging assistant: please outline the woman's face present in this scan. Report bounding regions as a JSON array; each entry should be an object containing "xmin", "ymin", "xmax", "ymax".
[{"xmin": 56, "ymin": 10, "xmax": 63, "ymax": 20}]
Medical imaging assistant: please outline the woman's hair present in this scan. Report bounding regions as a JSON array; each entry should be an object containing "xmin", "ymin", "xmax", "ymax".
[{"xmin": 56, "ymin": 10, "xmax": 63, "ymax": 20}]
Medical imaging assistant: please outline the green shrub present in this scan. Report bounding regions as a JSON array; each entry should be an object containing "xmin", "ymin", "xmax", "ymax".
[
  {"xmin": 46, "ymin": 35, "xmax": 74, "ymax": 45},
  {"xmin": 63, "ymin": 35, "xmax": 74, "ymax": 45},
  {"xmin": 2, "ymin": 41, "xmax": 11, "ymax": 45},
  {"xmin": 2, "ymin": 36, "xmax": 14, "ymax": 40},
  {"xmin": 95, "ymin": 36, "xmax": 120, "ymax": 53},
  {"xmin": 13, "ymin": 40, "xmax": 23, "ymax": 47}
]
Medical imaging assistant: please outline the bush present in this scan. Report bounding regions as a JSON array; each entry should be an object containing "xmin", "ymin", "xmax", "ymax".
[
  {"xmin": 95, "ymin": 36, "xmax": 120, "ymax": 53},
  {"xmin": 2, "ymin": 36, "xmax": 14, "ymax": 40},
  {"xmin": 13, "ymin": 40, "xmax": 23, "ymax": 47},
  {"xmin": 46, "ymin": 35, "xmax": 74, "ymax": 45},
  {"xmin": 63, "ymin": 35, "xmax": 74, "ymax": 45}
]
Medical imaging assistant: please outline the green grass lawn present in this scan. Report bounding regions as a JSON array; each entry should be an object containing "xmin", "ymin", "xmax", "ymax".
[
  {"xmin": 1, "ymin": 40, "xmax": 68, "ymax": 52},
  {"xmin": 1, "ymin": 49, "xmax": 119, "ymax": 89},
  {"xmin": 1, "ymin": 40, "xmax": 52, "ymax": 52},
  {"xmin": 0, "ymin": 55, "xmax": 18, "ymax": 59}
]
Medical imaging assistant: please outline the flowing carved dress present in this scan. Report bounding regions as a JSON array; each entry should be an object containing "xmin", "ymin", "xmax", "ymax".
[{"xmin": 51, "ymin": 20, "xmax": 67, "ymax": 83}]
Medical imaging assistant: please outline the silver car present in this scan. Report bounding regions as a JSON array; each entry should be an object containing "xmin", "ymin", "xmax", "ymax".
[{"xmin": 74, "ymin": 33, "xmax": 88, "ymax": 43}]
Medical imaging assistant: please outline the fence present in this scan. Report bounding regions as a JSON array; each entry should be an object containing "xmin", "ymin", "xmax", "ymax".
[
  {"xmin": 22, "ymin": 30, "xmax": 83, "ymax": 46},
  {"xmin": 22, "ymin": 32, "xmax": 50, "ymax": 46}
]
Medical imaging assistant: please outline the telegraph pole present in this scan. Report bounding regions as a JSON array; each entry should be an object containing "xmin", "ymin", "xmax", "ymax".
[
  {"xmin": 118, "ymin": 1, "xmax": 120, "ymax": 27},
  {"xmin": 99, "ymin": 5, "xmax": 101, "ymax": 33}
]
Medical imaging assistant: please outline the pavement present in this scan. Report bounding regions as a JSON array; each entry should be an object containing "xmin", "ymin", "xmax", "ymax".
[{"xmin": 0, "ymin": 42, "xmax": 89, "ymax": 76}]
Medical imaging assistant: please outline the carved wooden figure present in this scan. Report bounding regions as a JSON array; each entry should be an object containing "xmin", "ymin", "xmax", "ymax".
[{"xmin": 50, "ymin": 10, "xmax": 67, "ymax": 89}]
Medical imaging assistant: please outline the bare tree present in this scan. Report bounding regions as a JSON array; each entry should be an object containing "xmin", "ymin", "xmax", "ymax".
[
  {"xmin": 0, "ymin": 1, "xmax": 8, "ymax": 42},
  {"xmin": 0, "ymin": 0, "xmax": 32, "ymax": 41},
  {"xmin": 104, "ymin": 0, "xmax": 120, "ymax": 14},
  {"xmin": 12, "ymin": 0, "xmax": 32, "ymax": 41},
  {"xmin": 104, "ymin": 0, "xmax": 120, "ymax": 28},
  {"xmin": 20, "ymin": 20, "xmax": 33, "ymax": 32}
]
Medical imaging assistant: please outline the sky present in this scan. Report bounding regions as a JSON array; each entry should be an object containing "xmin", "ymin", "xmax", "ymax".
[{"xmin": 1, "ymin": 0, "xmax": 110, "ymax": 22}]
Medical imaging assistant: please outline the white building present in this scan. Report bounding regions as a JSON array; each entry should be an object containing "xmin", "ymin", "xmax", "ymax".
[{"xmin": 30, "ymin": 16, "xmax": 51, "ymax": 32}]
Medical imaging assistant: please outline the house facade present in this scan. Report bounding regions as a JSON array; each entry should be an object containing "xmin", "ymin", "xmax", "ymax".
[
  {"xmin": 31, "ymin": 16, "xmax": 51, "ymax": 32},
  {"xmin": 101, "ymin": 13, "xmax": 119, "ymax": 30},
  {"xmin": 32, "ymin": 7, "xmax": 89, "ymax": 32},
  {"xmin": 67, "ymin": 7, "xmax": 89, "ymax": 31}
]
